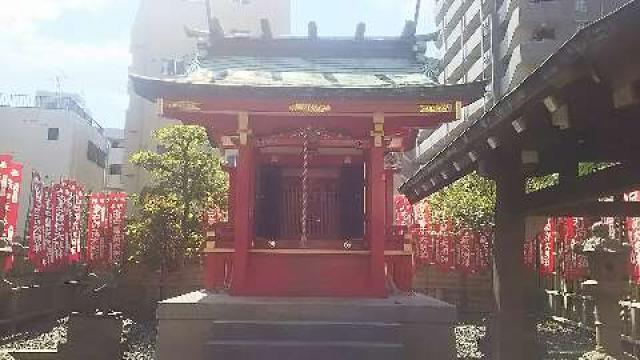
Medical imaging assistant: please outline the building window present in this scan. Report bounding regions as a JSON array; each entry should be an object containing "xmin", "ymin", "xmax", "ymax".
[
  {"xmin": 110, "ymin": 140, "xmax": 124, "ymax": 148},
  {"xmin": 109, "ymin": 164, "xmax": 123, "ymax": 175},
  {"xmin": 575, "ymin": 0, "xmax": 588, "ymax": 13},
  {"xmin": 47, "ymin": 128, "xmax": 59, "ymax": 140},
  {"xmin": 161, "ymin": 59, "xmax": 186, "ymax": 76},
  {"xmin": 531, "ymin": 25, "xmax": 556, "ymax": 41},
  {"xmin": 87, "ymin": 141, "xmax": 107, "ymax": 169}
]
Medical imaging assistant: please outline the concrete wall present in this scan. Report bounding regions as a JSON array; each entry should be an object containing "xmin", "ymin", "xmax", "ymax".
[{"xmin": 0, "ymin": 107, "xmax": 108, "ymax": 235}]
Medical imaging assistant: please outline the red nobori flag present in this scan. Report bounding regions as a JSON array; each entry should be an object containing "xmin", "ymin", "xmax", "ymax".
[
  {"xmin": 414, "ymin": 226, "xmax": 436, "ymax": 266},
  {"xmin": 539, "ymin": 218, "xmax": 556, "ymax": 275},
  {"xmin": 51, "ymin": 182, "xmax": 67, "ymax": 267},
  {"xmin": 2, "ymin": 159, "xmax": 23, "ymax": 243},
  {"xmin": 107, "ymin": 192, "xmax": 126, "ymax": 265},
  {"xmin": 87, "ymin": 192, "xmax": 126, "ymax": 266},
  {"xmin": 627, "ymin": 191, "xmax": 640, "ymax": 284},
  {"xmin": 561, "ymin": 217, "xmax": 588, "ymax": 281},
  {"xmin": 27, "ymin": 172, "xmax": 46, "ymax": 270},
  {"xmin": 69, "ymin": 181, "xmax": 84, "ymax": 263},
  {"xmin": 0, "ymin": 154, "xmax": 13, "ymax": 223},
  {"xmin": 394, "ymin": 195, "xmax": 415, "ymax": 226},
  {"xmin": 436, "ymin": 220, "xmax": 456, "ymax": 271},
  {"xmin": 87, "ymin": 192, "xmax": 107, "ymax": 265},
  {"xmin": 456, "ymin": 229, "xmax": 481, "ymax": 274}
]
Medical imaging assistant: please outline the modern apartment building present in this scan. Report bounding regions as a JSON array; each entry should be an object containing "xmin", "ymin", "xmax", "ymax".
[
  {"xmin": 124, "ymin": 0, "xmax": 291, "ymax": 194},
  {"xmin": 0, "ymin": 92, "xmax": 110, "ymax": 235},
  {"xmin": 414, "ymin": 0, "xmax": 631, "ymax": 162},
  {"xmin": 105, "ymin": 128, "xmax": 126, "ymax": 191}
]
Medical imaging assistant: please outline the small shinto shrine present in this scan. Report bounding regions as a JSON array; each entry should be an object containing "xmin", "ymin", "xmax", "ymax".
[{"xmin": 131, "ymin": 18, "xmax": 484, "ymax": 360}]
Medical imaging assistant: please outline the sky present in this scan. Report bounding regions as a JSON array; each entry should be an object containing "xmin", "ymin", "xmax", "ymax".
[{"xmin": 0, "ymin": 0, "xmax": 435, "ymax": 130}]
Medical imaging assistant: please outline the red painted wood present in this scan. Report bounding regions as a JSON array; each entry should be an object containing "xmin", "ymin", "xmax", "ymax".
[
  {"xmin": 385, "ymin": 169, "xmax": 395, "ymax": 232},
  {"xmin": 203, "ymin": 252, "xmax": 233, "ymax": 290},
  {"xmin": 225, "ymin": 166, "xmax": 236, "ymax": 223},
  {"xmin": 238, "ymin": 253, "xmax": 379, "ymax": 297},
  {"xmin": 164, "ymin": 97, "xmax": 462, "ymax": 116},
  {"xmin": 172, "ymin": 111, "xmax": 452, "ymax": 140},
  {"xmin": 385, "ymin": 255, "xmax": 414, "ymax": 292},
  {"xmin": 256, "ymin": 154, "xmax": 364, "ymax": 169},
  {"xmin": 368, "ymin": 146, "xmax": 387, "ymax": 296},
  {"xmin": 231, "ymin": 145, "xmax": 253, "ymax": 293}
]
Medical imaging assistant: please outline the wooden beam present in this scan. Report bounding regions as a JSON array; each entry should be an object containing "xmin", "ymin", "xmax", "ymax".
[
  {"xmin": 491, "ymin": 150, "xmax": 536, "ymax": 360},
  {"xmin": 525, "ymin": 164, "xmax": 640, "ymax": 214},
  {"xmin": 529, "ymin": 201, "xmax": 640, "ymax": 217}
]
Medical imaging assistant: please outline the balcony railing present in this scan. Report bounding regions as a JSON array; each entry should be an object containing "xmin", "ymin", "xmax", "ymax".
[{"xmin": 0, "ymin": 94, "xmax": 103, "ymax": 133}]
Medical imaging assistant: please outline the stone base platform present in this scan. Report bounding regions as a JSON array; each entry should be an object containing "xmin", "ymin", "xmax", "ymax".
[{"xmin": 157, "ymin": 291, "xmax": 456, "ymax": 360}]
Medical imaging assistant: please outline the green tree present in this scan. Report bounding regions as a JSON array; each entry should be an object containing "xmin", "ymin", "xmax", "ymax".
[
  {"xmin": 126, "ymin": 125, "xmax": 228, "ymax": 270},
  {"xmin": 425, "ymin": 162, "xmax": 616, "ymax": 230},
  {"xmin": 426, "ymin": 172, "xmax": 496, "ymax": 229}
]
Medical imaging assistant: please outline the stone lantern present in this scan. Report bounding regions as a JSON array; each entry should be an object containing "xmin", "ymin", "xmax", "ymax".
[{"xmin": 576, "ymin": 222, "xmax": 630, "ymax": 360}]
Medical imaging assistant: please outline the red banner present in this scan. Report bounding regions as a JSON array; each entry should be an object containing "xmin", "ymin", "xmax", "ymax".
[
  {"xmin": 0, "ymin": 154, "xmax": 12, "ymax": 223},
  {"xmin": 87, "ymin": 192, "xmax": 107, "ymax": 264},
  {"xmin": 27, "ymin": 172, "xmax": 45, "ymax": 269},
  {"xmin": 435, "ymin": 221, "xmax": 455, "ymax": 271},
  {"xmin": 86, "ymin": 192, "xmax": 126, "ymax": 266},
  {"xmin": 27, "ymin": 175, "xmax": 86, "ymax": 271},
  {"xmin": 539, "ymin": 218, "xmax": 556, "ymax": 275},
  {"xmin": 559, "ymin": 217, "xmax": 588, "ymax": 280},
  {"xmin": 1, "ymin": 156, "xmax": 23, "ymax": 243},
  {"xmin": 415, "ymin": 227, "xmax": 436, "ymax": 266},
  {"xmin": 628, "ymin": 191, "xmax": 640, "ymax": 284},
  {"xmin": 107, "ymin": 192, "xmax": 127, "ymax": 265},
  {"xmin": 69, "ymin": 181, "xmax": 84, "ymax": 263},
  {"xmin": 394, "ymin": 195, "xmax": 415, "ymax": 226}
]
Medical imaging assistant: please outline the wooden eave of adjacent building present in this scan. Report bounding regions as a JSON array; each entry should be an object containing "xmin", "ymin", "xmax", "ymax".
[{"xmin": 400, "ymin": 0, "xmax": 640, "ymax": 217}]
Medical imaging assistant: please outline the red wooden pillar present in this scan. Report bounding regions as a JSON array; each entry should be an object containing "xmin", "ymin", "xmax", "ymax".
[
  {"xmin": 369, "ymin": 114, "xmax": 387, "ymax": 297},
  {"xmin": 384, "ymin": 168, "xmax": 395, "ymax": 233},
  {"xmin": 224, "ymin": 165, "xmax": 236, "ymax": 222},
  {"xmin": 231, "ymin": 113, "xmax": 253, "ymax": 294}
]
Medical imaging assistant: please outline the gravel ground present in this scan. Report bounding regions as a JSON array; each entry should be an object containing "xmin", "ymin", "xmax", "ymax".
[
  {"xmin": 0, "ymin": 316, "xmax": 157, "ymax": 360},
  {"xmin": 0, "ymin": 317, "xmax": 594, "ymax": 359},
  {"xmin": 454, "ymin": 319, "xmax": 595, "ymax": 359},
  {"xmin": 538, "ymin": 319, "xmax": 595, "ymax": 360}
]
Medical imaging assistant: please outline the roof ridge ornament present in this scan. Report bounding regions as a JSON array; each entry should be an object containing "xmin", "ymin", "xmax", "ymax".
[
  {"xmin": 308, "ymin": 22, "xmax": 318, "ymax": 40},
  {"xmin": 401, "ymin": 20, "xmax": 417, "ymax": 39},
  {"xmin": 261, "ymin": 19, "xmax": 273, "ymax": 40},
  {"xmin": 355, "ymin": 23, "xmax": 366, "ymax": 41}
]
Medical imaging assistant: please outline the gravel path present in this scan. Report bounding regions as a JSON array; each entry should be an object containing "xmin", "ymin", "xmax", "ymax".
[{"xmin": 1, "ymin": 317, "xmax": 594, "ymax": 359}]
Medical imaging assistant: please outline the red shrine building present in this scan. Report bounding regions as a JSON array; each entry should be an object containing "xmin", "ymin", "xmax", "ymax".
[{"xmin": 132, "ymin": 19, "xmax": 483, "ymax": 360}]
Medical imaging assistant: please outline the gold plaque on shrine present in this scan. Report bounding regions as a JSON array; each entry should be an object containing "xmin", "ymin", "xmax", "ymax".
[
  {"xmin": 288, "ymin": 103, "xmax": 332, "ymax": 113},
  {"xmin": 165, "ymin": 100, "xmax": 203, "ymax": 112},
  {"xmin": 418, "ymin": 103, "xmax": 453, "ymax": 113}
]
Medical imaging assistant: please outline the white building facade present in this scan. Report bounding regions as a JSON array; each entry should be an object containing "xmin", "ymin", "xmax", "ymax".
[
  {"xmin": 414, "ymin": 0, "xmax": 632, "ymax": 163},
  {"xmin": 124, "ymin": 0, "xmax": 291, "ymax": 194},
  {"xmin": 0, "ymin": 93, "xmax": 110, "ymax": 236},
  {"xmin": 105, "ymin": 128, "xmax": 126, "ymax": 191}
]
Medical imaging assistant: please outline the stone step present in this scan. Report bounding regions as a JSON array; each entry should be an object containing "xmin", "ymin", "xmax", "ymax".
[
  {"xmin": 210, "ymin": 320, "xmax": 402, "ymax": 342},
  {"xmin": 206, "ymin": 340, "xmax": 404, "ymax": 360}
]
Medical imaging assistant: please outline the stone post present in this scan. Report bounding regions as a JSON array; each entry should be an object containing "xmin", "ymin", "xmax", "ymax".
[{"xmin": 578, "ymin": 232, "xmax": 630, "ymax": 360}]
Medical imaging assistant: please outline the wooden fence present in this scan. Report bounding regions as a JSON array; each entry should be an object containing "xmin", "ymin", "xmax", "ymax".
[{"xmin": 413, "ymin": 266, "xmax": 493, "ymax": 316}]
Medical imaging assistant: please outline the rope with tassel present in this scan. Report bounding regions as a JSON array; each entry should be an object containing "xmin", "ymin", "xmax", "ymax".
[{"xmin": 300, "ymin": 128, "xmax": 310, "ymax": 248}]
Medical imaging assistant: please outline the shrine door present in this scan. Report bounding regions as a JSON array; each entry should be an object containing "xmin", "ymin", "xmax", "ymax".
[{"xmin": 255, "ymin": 165, "xmax": 364, "ymax": 243}]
